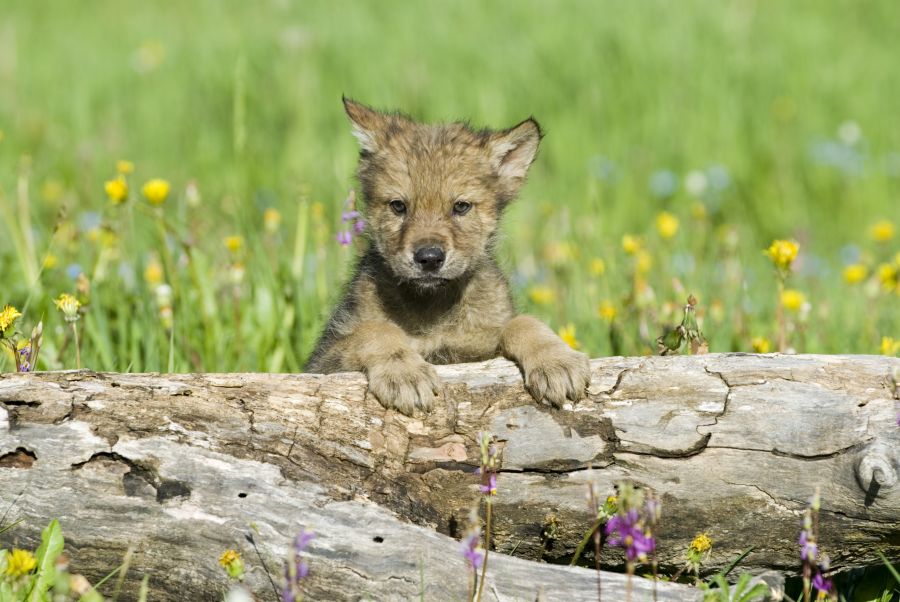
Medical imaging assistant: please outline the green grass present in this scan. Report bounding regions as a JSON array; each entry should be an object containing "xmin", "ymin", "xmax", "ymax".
[{"xmin": 0, "ymin": 0, "xmax": 898, "ymax": 373}]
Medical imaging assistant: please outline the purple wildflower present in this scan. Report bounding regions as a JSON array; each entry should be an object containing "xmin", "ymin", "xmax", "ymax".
[
  {"xmin": 336, "ymin": 230, "xmax": 352, "ymax": 246},
  {"xmin": 799, "ymin": 530, "xmax": 817, "ymax": 563},
  {"xmin": 17, "ymin": 344, "xmax": 32, "ymax": 373},
  {"xmin": 460, "ymin": 529, "xmax": 484, "ymax": 571},
  {"xmin": 812, "ymin": 568, "xmax": 833, "ymax": 596},
  {"xmin": 479, "ymin": 473, "xmax": 497, "ymax": 496},
  {"xmin": 605, "ymin": 509, "xmax": 656, "ymax": 562},
  {"xmin": 282, "ymin": 528, "xmax": 314, "ymax": 602}
]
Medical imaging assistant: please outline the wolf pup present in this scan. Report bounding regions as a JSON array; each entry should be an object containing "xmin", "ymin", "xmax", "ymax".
[{"xmin": 306, "ymin": 98, "xmax": 590, "ymax": 415}]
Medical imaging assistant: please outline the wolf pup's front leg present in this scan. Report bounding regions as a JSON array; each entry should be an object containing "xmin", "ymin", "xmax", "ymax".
[
  {"xmin": 501, "ymin": 315, "xmax": 591, "ymax": 407},
  {"xmin": 306, "ymin": 321, "xmax": 442, "ymax": 416}
]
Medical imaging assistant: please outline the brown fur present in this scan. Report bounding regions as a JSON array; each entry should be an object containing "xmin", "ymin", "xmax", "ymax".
[{"xmin": 306, "ymin": 98, "xmax": 590, "ymax": 415}]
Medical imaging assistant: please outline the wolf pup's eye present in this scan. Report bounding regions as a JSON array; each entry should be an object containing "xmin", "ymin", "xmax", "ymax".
[
  {"xmin": 388, "ymin": 199, "xmax": 407, "ymax": 215},
  {"xmin": 453, "ymin": 200, "xmax": 472, "ymax": 216}
]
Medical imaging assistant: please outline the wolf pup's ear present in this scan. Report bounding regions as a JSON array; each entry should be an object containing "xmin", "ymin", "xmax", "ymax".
[
  {"xmin": 343, "ymin": 96, "xmax": 389, "ymax": 153},
  {"xmin": 488, "ymin": 118, "xmax": 543, "ymax": 185}
]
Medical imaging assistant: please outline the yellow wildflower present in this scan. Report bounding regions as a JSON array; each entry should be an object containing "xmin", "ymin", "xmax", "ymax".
[
  {"xmin": 105, "ymin": 176, "xmax": 129, "ymax": 204},
  {"xmin": 543, "ymin": 241, "xmax": 576, "ymax": 266},
  {"xmin": 621, "ymin": 234, "xmax": 642, "ymax": 255},
  {"xmin": 5, "ymin": 548, "xmax": 37, "ymax": 577},
  {"xmin": 310, "ymin": 201, "xmax": 325, "ymax": 220},
  {"xmin": 589, "ymin": 258, "xmax": 606, "ymax": 276},
  {"xmin": 558, "ymin": 323, "xmax": 579, "ymax": 349},
  {"xmin": 690, "ymin": 202, "xmax": 707, "ymax": 221},
  {"xmin": 219, "ymin": 549, "xmax": 241, "ymax": 568},
  {"xmin": 142, "ymin": 178, "xmax": 171, "ymax": 205},
  {"xmin": 264, "ymin": 208, "xmax": 282, "ymax": 232},
  {"xmin": 116, "ymin": 159, "xmax": 135, "ymax": 174},
  {"xmin": 877, "ymin": 263, "xmax": 899, "ymax": 291},
  {"xmin": 528, "ymin": 286, "xmax": 555, "ymax": 306},
  {"xmin": 655, "ymin": 211, "xmax": 679, "ymax": 239},
  {"xmin": 42, "ymin": 253, "xmax": 58, "ymax": 269},
  {"xmin": 636, "ymin": 250, "xmax": 653, "ymax": 274},
  {"xmin": 0, "ymin": 305, "xmax": 22, "ymax": 336},
  {"xmin": 780, "ymin": 289, "xmax": 805, "ymax": 312},
  {"xmin": 689, "ymin": 533, "xmax": 712, "ymax": 554},
  {"xmin": 881, "ymin": 337, "xmax": 900, "ymax": 356},
  {"xmin": 751, "ymin": 336, "xmax": 771, "ymax": 354},
  {"xmin": 598, "ymin": 301, "xmax": 617, "ymax": 322},
  {"xmin": 144, "ymin": 260, "xmax": 164, "ymax": 286},
  {"xmin": 54, "ymin": 293, "xmax": 81, "ymax": 322},
  {"xmin": 764, "ymin": 239, "xmax": 799, "ymax": 271},
  {"xmin": 870, "ymin": 220, "xmax": 895, "ymax": 243},
  {"xmin": 842, "ymin": 264, "xmax": 867, "ymax": 285},
  {"xmin": 41, "ymin": 179, "xmax": 64, "ymax": 202},
  {"xmin": 218, "ymin": 549, "xmax": 245, "ymax": 581},
  {"xmin": 224, "ymin": 236, "xmax": 244, "ymax": 254}
]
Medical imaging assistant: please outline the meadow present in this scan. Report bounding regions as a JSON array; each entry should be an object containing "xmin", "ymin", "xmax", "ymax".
[{"xmin": 1, "ymin": 0, "xmax": 899, "ymax": 373}]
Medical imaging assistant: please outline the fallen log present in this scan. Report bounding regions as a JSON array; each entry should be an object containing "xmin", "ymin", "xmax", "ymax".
[{"xmin": 1, "ymin": 353, "xmax": 898, "ymax": 600}]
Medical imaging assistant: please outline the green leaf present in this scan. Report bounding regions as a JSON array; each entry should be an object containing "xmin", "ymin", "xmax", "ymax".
[
  {"xmin": 877, "ymin": 550, "xmax": 900, "ymax": 585},
  {"xmin": 27, "ymin": 519, "xmax": 65, "ymax": 602}
]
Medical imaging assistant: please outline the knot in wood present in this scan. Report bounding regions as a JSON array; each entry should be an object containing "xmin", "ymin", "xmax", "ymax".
[{"xmin": 855, "ymin": 441, "xmax": 899, "ymax": 498}]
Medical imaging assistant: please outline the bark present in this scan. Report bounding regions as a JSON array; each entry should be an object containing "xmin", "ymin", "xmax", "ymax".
[{"xmin": 1, "ymin": 353, "xmax": 898, "ymax": 601}]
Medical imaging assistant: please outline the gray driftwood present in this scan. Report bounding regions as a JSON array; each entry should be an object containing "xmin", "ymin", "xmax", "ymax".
[{"xmin": 1, "ymin": 354, "xmax": 898, "ymax": 601}]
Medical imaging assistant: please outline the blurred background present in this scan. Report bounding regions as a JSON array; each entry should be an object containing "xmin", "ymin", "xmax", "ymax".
[{"xmin": 0, "ymin": 0, "xmax": 898, "ymax": 372}]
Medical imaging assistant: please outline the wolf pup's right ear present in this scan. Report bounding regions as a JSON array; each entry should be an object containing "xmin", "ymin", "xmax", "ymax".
[{"xmin": 343, "ymin": 96, "xmax": 387, "ymax": 153}]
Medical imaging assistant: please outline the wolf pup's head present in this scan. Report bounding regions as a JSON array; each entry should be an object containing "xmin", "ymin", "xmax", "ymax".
[{"xmin": 343, "ymin": 98, "xmax": 542, "ymax": 290}]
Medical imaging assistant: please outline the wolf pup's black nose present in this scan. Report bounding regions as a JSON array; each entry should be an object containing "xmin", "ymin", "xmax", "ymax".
[{"xmin": 414, "ymin": 246, "xmax": 445, "ymax": 272}]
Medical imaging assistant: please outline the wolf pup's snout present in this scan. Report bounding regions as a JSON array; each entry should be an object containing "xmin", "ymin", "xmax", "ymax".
[{"xmin": 413, "ymin": 245, "xmax": 445, "ymax": 272}]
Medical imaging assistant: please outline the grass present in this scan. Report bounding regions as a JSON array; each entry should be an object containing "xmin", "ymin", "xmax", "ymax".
[{"xmin": 0, "ymin": 0, "xmax": 898, "ymax": 373}]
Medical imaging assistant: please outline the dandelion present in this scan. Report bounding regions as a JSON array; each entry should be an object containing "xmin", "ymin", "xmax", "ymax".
[
  {"xmin": 105, "ymin": 176, "xmax": 129, "ymax": 204},
  {"xmin": 224, "ymin": 236, "xmax": 244, "ymax": 254},
  {"xmin": 55, "ymin": 294, "xmax": 81, "ymax": 322},
  {"xmin": 881, "ymin": 337, "xmax": 900, "ymax": 356},
  {"xmin": 635, "ymin": 250, "xmax": 653, "ymax": 274},
  {"xmin": 751, "ymin": 336, "xmax": 771, "ymax": 354},
  {"xmin": 685, "ymin": 170, "xmax": 708, "ymax": 197},
  {"xmin": 264, "ymin": 208, "xmax": 282, "ymax": 232},
  {"xmin": 842, "ymin": 264, "xmax": 867, "ymax": 284},
  {"xmin": 558, "ymin": 323, "xmax": 579, "ymax": 349},
  {"xmin": 142, "ymin": 178, "xmax": 171, "ymax": 205},
  {"xmin": 877, "ymin": 262, "xmax": 898, "ymax": 292},
  {"xmin": 655, "ymin": 211, "xmax": 679, "ymax": 239},
  {"xmin": 144, "ymin": 259, "xmax": 164, "ymax": 286},
  {"xmin": 589, "ymin": 258, "xmax": 606, "ymax": 276},
  {"xmin": 43, "ymin": 253, "xmax": 58, "ymax": 269},
  {"xmin": 0, "ymin": 305, "xmax": 22, "ymax": 338},
  {"xmin": 621, "ymin": 234, "xmax": 642, "ymax": 255},
  {"xmin": 4, "ymin": 549, "xmax": 37, "ymax": 577},
  {"xmin": 780, "ymin": 289, "xmax": 806, "ymax": 312},
  {"xmin": 219, "ymin": 549, "xmax": 245, "ymax": 581},
  {"xmin": 598, "ymin": 301, "xmax": 617, "ymax": 322},
  {"xmin": 116, "ymin": 159, "xmax": 134, "ymax": 174},
  {"xmin": 764, "ymin": 239, "xmax": 799, "ymax": 272},
  {"xmin": 55, "ymin": 294, "xmax": 82, "ymax": 369},
  {"xmin": 528, "ymin": 286, "xmax": 555, "ymax": 305},
  {"xmin": 870, "ymin": 219, "xmax": 895, "ymax": 243}
]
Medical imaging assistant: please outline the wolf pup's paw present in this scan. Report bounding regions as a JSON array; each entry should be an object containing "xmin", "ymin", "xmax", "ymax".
[
  {"xmin": 366, "ymin": 352, "xmax": 443, "ymax": 416},
  {"xmin": 521, "ymin": 344, "xmax": 591, "ymax": 408}
]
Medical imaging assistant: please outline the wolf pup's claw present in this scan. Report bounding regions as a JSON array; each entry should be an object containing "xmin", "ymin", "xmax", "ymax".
[
  {"xmin": 366, "ymin": 352, "xmax": 442, "ymax": 416},
  {"xmin": 522, "ymin": 345, "xmax": 591, "ymax": 408}
]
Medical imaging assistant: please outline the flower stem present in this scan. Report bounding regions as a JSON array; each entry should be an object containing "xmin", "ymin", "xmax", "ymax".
[
  {"xmin": 72, "ymin": 322, "xmax": 81, "ymax": 370},
  {"xmin": 777, "ymin": 278, "xmax": 786, "ymax": 352},
  {"xmin": 476, "ymin": 501, "xmax": 492, "ymax": 602},
  {"xmin": 593, "ymin": 526, "xmax": 602, "ymax": 602}
]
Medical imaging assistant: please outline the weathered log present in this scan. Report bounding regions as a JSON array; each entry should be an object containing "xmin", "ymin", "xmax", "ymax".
[{"xmin": 1, "ymin": 354, "xmax": 898, "ymax": 601}]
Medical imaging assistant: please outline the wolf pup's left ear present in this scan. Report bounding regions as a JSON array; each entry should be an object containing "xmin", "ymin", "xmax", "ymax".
[
  {"xmin": 343, "ymin": 96, "xmax": 388, "ymax": 153},
  {"xmin": 488, "ymin": 118, "xmax": 543, "ymax": 186}
]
